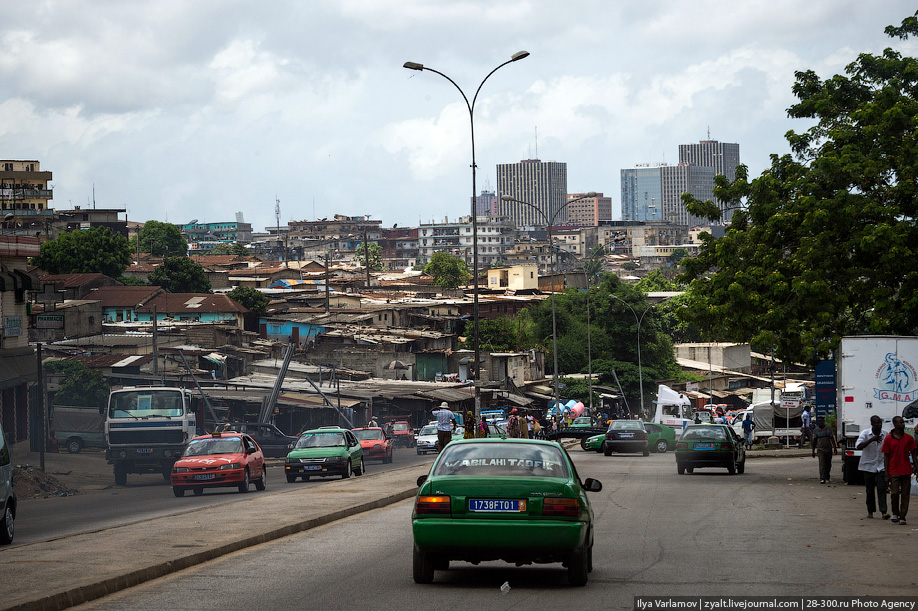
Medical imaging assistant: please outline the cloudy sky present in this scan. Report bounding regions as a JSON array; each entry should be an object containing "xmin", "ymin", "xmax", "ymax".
[{"xmin": 2, "ymin": 1, "xmax": 916, "ymax": 232}]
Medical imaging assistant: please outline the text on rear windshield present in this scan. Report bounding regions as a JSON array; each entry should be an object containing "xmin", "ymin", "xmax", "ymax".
[{"xmin": 432, "ymin": 443, "xmax": 569, "ymax": 478}]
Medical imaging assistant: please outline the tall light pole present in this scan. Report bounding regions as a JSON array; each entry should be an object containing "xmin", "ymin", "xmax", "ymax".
[
  {"xmin": 610, "ymin": 294, "xmax": 654, "ymax": 417},
  {"xmin": 404, "ymin": 51, "xmax": 530, "ymax": 420},
  {"xmin": 501, "ymin": 192, "xmax": 597, "ymax": 414}
]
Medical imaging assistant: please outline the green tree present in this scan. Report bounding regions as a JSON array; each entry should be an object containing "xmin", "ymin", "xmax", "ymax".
[
  {"xmin": 132, "ymin": 220, "xmax": 188, "ymax": 257},
  {"xmin": 668, "ymin": 248, "xmax": 689, "ymax": 267},
  {"xmin": 680, "ymin": 13, "xmax": 918, "ymax": 364},
  {"xmin": 227, "ymin": 285, "xmax": 269, "ymax": 316},
  {"xmin": 424, "ymin": 252, "xmax": 471, "ymax": 289},
  {"xmin": 636, "ymin": 270, "xmax": 681, "ymax": 293},
  {"xmin": 150, "ymin": 257, "xmax": 211, "ymax": 293},
  {"xmin": 354, "ymin": 242, "xmax": 383, "ymax": 271},
  {"xmin": 582, "ymin": 244, "xmax": 606, "ymax": 283},
  {"xmin": 462, "ymin": 316, "xmax": 527, "ymax": 352},
  {"xmin": 117, "ymin": 275, "xmax": 148, "ymax": 286},
  {"xmin": 31, "ymin": 226, "xmax": 133, "ymax": 278},
  {"xmin": 52, "ymin": 363, "xmax": 110, "ymax": 409},
  {"xmin": 208, "ymin": 243, "xmax": 249, "ymax": 256}
]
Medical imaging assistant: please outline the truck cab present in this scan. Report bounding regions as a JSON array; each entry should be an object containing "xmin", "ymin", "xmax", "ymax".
[{"xmin": 105, "ymin": 387, "xmax": 200, "ymax": 486}]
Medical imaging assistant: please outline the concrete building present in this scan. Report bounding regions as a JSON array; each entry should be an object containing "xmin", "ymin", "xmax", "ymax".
[
  {"xmin": 379, "ymin": 227, "xmax": 419, "ymax": 270},
  {"xmin": 286, "ymin": 215, "xmax": 382, "ymax": 256},
  {"xmin": 661, "ymin": 164, "xmax": 716, "ymax": 227},
  {"xmin": 475, "ymin": 190, "xmax": 499, "ymax": 216},
  {"xmin": 179, "ymin": 215, "xmax": 254, "ymax": 252},
  {"xmin": 620, "ymin": 164, "xmax": 665, "ymax": 222},
  {"xmin": 1, "ymin": 159, "xmax": 53, "ymax": 216},
  {"xmin": 486, "ymin": 265, "xmax": 538, "ymax": 291},
  {"xmin": 417, "ymin": 215, "xmax": 517, "ymax": 269},
  {"xmin": 497, "ymin": 159, "xmax": 568, "ymax": 227},
  {"xmin": 0, "ymin": 235, "xmax": 42, "ymax": 445},
  {"xmin": 566, "ymin": 192, "xmax": 612, "ymax": 226},
  {"xmin": 678, "ymin": 139, "xmax": 741, "ymax": 222}
]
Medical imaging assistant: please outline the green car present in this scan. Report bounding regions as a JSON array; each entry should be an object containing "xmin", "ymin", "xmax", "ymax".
[
  {"xmin": 675, "ymin": 424, "xmax": 746, "ymax": 475},
  {"xmin": 569, "ymin": 416, "xmax": 594, "ymax": 428},
  {"xmin": 412, "ymin": 438, "xmax": 602, "ymax": 586},
  {"xmin": 582, "ymin": 422, "xmax": 677, "ymax": 454},
  {"xmin": 284, "ymin": 428, "xmax": 364, "ymax": 482}
]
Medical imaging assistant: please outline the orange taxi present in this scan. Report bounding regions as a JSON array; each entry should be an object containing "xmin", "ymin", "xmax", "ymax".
[
  {"xmin": 352, "ymin": 427, "xmax": 393, "ymax": 463},
  {"xmin": 171, "ymin": 431, "xmax": 267, "ymax": 497}
]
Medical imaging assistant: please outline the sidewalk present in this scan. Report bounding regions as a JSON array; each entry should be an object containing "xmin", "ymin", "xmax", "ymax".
[{"xmin": 1, "ymin": 464, "xmax": 429, "ymax": 611}]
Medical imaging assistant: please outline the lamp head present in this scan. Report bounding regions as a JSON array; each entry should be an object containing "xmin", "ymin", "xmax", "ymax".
[
  {"xmin": 500, "ymin": 195, "xmax": 515, "ymax": 202},
  {"xmin": 403, "ymin": 61, "xmax": 424, "ymax": 71},
  {"xmin": 511, "ymin": 51, "xmax": 530, "ymax": 62}
]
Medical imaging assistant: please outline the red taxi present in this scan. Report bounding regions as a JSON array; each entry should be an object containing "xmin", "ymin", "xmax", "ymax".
[
  {"xmin": 390, "ymin": 421, "xmax": 415, "ymax": 448},
  {"xmin": 352, "ymin": 427, "xmax": 393, "ymax": 463},
  {"xmin": 171, "ymin": 431, "xmax": 267, "ymax": 497}
]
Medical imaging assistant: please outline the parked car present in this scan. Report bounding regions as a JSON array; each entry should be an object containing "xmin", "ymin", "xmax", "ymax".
[
  {"xmin": 412, "ymin": 438, "xmax": 602, "ymax": 585},
  {"xmin": 569, "ymin": 417, "xmax": 594, "ymax": 428},
  {"xmin": 0, "ymin": 421, "xmax": 15, "ymax": 545},
  {"xmin": 170, "ymin": 431, "xmax": 267, "ymax": 497},
  {"xmin": 352, "ymin": 427, "xmax": 393, "ymax": 463},
  {"xmin": 602, "ymin": 420, "xmax": 650, "ymax": 456},
  {"xmin": 390, "ymin": 421, "xmax": 415, "ymax": 448},
  {"xmin": 643, "ymin": 422, "xmax": 677, "ymax": 453},
  {"xmin": 675, "ymin": 424, "xmax": 746, "ymax": 475},
  {"xmin": 285, "ymin": 428, "xmax": 364, "ymax": 482},
  {"xmin": 221, "ymin": 422, "xmax": 298, "ymax": 458},
  {"xmin": 52, "ymin": 406, "xmax": 105, "ymax": 454}
]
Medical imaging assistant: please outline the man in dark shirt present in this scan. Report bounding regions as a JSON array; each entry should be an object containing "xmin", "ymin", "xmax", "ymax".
[{"xmin": 811, "ymin": 415, "xmax": 837, "ymax": 484}]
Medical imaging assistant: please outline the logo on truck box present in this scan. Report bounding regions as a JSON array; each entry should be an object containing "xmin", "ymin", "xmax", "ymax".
[{"xmin": 873, "ymin": 352, "xmax": 917, "ymax": 402}]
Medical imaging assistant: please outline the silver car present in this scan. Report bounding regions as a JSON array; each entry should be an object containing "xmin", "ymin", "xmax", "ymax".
[{"xmin": 1, "ymin": 421, "xmax": 15, "ymax": 545}]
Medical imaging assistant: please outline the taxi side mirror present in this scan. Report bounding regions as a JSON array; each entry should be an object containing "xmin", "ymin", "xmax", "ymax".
[
  {"xmin": 416, "ymin": 475, "xmax": 427, "ymax": 486},
  {"xmin": 583, "ymin": 478, "xmax": 603, "ymax": 492}
]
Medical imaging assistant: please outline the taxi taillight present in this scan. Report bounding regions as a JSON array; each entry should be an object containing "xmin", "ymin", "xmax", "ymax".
[
  {"xmin": 542, "ymin": 498, "xmax": 581, "ymax": 517},
  {"xmin": 676, "ymin": 442, "xmax": 687, "ymax": 450},
  {"xmin": 416, "ymin": 495, "xmax": 451, "ymax": 515},
  {"xmin": 719, "ymin": 442, "xmax": 734, "ymax": 450}
]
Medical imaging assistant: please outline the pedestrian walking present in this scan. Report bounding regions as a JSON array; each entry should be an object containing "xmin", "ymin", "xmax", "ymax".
[
  {"xmin": 856, "ymin": 415, "xmax": 889, "ymax": 519},
  {"xmin": 431, "ymin": 402, "xmax": 457, "ymax": 452},
  {"xmin": 811, "ymin": 415, "xmax": 838, "ymax": 483},
  {"xmin": 881, "ymin": 415, "xmax": 918, "ymax": 525},
  {"xmin": 798, "ymin": 406, "xmax": 814, "ymax": 449},
  {"xmin": 464, "ymin": 411, "xmax": 476, "ymax": 440},
  {"xmin": 507, "ymin": 409, "xmax": 521, "ymax": 438},
  {"xmin": 519, "ymin": 410, "xmax": 530, "ymax": 439},
  {"xmin": 741, "ymin": 414, "xmax": 756, "ymax": 450}
]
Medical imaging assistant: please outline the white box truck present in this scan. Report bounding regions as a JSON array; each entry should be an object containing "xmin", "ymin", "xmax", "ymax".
[{"xmin": 836, "ymin": 336, "xmax": 918, "ymax": 484}]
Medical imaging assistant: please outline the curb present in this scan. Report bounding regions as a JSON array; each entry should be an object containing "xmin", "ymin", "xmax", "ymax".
[{"xmin": 7, "ymin": 474, "xmax": 423, "ymax": 611}]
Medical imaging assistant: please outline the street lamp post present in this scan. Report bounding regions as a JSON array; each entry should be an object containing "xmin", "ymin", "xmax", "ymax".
[
  {"xmin": 610, "ymin": 294, "xmax": 654, "ymax": 416},
  {"xmin": 404, "ymin": 51, "xmax": 530, "ymax": 420},
  {"xmin": 500, "ymin": 192, "xmax": 597, "ymax": 414}
]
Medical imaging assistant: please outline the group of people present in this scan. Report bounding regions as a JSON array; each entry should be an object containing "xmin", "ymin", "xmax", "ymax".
[
  {"xmin": 506, "ymin": 408, "xmax": 542, "ymax": 439},
  {"xmin": 853, "ymin": 415, "xmax": 918, "ymax": 526}
]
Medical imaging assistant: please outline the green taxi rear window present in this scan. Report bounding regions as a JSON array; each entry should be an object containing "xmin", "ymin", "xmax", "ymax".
[{"xmin": 433, "ymin": 442, "xmax": 569, "ymax": 478}]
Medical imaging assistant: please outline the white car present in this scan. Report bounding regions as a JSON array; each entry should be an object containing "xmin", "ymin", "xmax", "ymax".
[{"xmin": 415, "ymin": 424, "xmax": 440, "ymax": 455}]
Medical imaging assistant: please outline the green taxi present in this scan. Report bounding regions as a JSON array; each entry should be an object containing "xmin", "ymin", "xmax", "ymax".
[
  {"xmin": 582, "ymin": 421, "xmax": 677, "ymax": 454},
  {"xmin": 675, "ymin": 423, "xmax": 746, "ymax": 475},
  {"xmin": 285, "ymin": 428, "xmax": 364, "ymax": 482},
  {"xmin": 412, "ymin": 438, "xmax": 602, "ymax": 586}
]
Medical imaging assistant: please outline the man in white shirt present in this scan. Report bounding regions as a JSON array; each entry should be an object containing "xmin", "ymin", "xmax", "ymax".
[
  {"xmin": 856, "ymin": 415, "xmax": 889, "ymax": 519},
  {"xmin": 798, "ymin": 406, "xmax": 813, "ymax": 449}
]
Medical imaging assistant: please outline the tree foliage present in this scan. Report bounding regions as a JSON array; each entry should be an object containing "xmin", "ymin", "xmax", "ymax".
[
  {"xmin": 52, "ymin": 363, "xmax": 110, "ymax": 410},
  {"xmin": 31, "ymin": 227, "xmax": 133, "ymax": 278},
  {"xmin": 680, "ymin": 13, "xmax": 918, "ymax": 364},
  {"xmin": 208, "ymin": 243, "xmax": 249, "ymax": 256},
  {"xmin": 354, "ymin": 242, "xmax": 383, "ymax": 271},
  {"xmin": 132, "ymin": 220, "xmax": 188, "ymax": 257},
  {"xmin": 149, "ymin": 257, "xmax": 211, "ymax": 293},
  {"xmin": 227, "ymin": 285, "xmax": 270, "ymax": 316},
  {"xmin": 425, "ymin": 252, "xmax": 471, "ymax": 289}
]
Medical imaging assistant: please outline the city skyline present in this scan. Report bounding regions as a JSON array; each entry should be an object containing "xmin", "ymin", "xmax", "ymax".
[{"xmin": 0, "ymin": 2, "xmax": 915, "ymax": 232}]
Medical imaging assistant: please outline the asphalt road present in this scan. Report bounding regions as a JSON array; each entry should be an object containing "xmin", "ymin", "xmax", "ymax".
[
  {"xmin": 70, "ymin": 450, "xmax": 918, "ymax": 610},
  {"xmin": 14, "ymin": 446, "xmax": 434, "ymax": 546}
]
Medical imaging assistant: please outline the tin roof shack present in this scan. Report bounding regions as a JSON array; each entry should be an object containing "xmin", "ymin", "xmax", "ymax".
[
  {"xmin": 30, "ymin": 299, "xmax": 102, "ymax": 342},
  {"xmin": 37, "ymin": 273, "xmax": 120, "ymax": 300},
  {"xmin": 228, "ymin": 265, "xmax": 302, "ymax": 289},
  {"xmin": 307, "ymin": 326, "xmax": 456, "ymax": 380},
  {"xmin": 450, "ymin": 350, "xmax": 545, "ymax": 385},
  {"xmin": 86, "ymin": 285, "xmax": 166, "ymax": 323},
  {"xmin": 135, "ymin": 293, "xmax": 247, "ymax": 326}
]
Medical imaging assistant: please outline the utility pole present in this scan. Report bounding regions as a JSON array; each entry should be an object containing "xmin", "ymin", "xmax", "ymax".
[{"xmin": 363, "ymin": 225, "xmax": 371, "ymax": 291}]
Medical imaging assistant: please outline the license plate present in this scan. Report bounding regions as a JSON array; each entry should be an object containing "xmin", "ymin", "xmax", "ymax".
[
  {"xmin": 193, "ymin": 474, "xmax": 215, "ymax": 480},
  {"xmin": 469, "ymin": 499, "xmax": 526, "ymax": 512},
  {"xmin": 619, "ymin": 433, "xmax": 634, "ymax": 438},
  {"xmin": 305, "ymin": 465, "xmax": 322, "ymax": 471},
  {"xmin": 136, "ymin": 448, "xmax": 153, "ymax": 454},
  {"xmin": 695, "ymin": 442, "xmax": 715, "ymax": 450}
]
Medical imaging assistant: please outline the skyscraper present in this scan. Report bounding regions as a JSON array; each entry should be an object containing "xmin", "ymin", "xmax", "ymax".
[
  {"xmin": 679, "ymin": 139, "xmax": 741, "ymax": 222},
  {"xmin": 620, "ymin": 164, "xmax": 665, "ymax": 221},
  {"xmin": 496, "ymin": 159, "xmax": 568, "ymax": 227},
  {"xmin": 661, "ymin": 164, "xmax": 716, "ymax": 226}
]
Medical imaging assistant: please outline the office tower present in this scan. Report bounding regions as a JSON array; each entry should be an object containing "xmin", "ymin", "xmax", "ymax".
[
  {"xmin": 620, "ymin": 165, "xmax": 664, "ymax": 221},
  {"xmin": 567, "ymin": 192, "xmax": 613, "ymax": 226},
  {"xmin": 660, "ymin": 164, "xmax": 716, "ymax": 226},
  {"xmin": 496, "ymin": 159, "xmax": 568, "ymax": 227}
]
